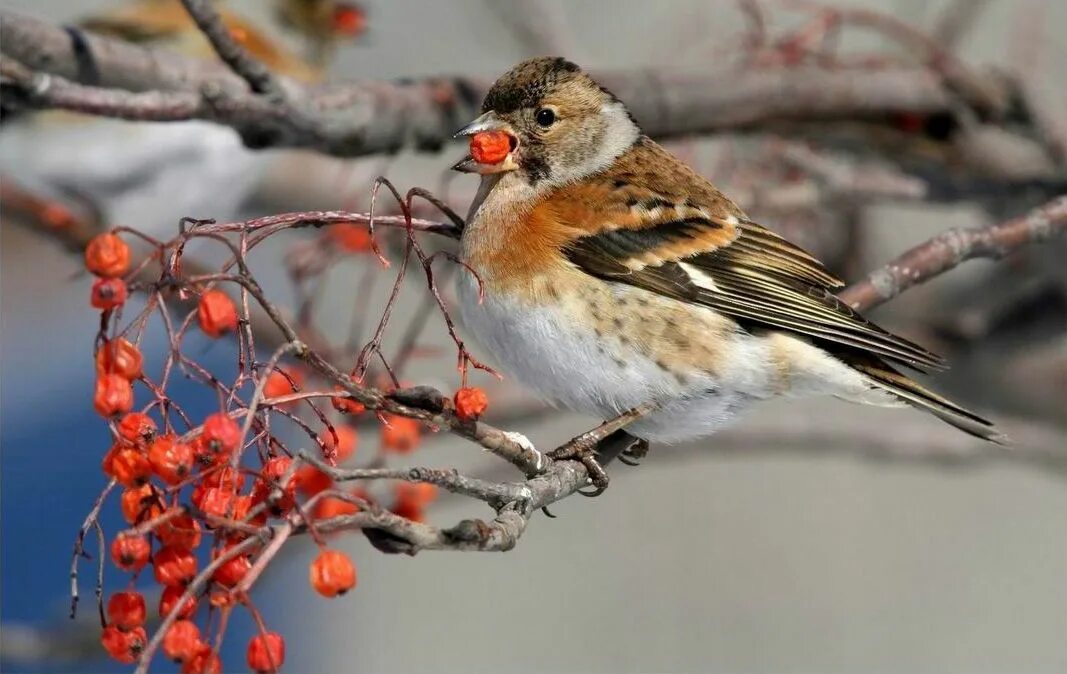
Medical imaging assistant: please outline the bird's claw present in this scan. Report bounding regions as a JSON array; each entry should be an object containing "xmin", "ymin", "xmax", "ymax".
[
  {"xmin": 577, "ymin": 454, "xmax": 610, "ymax": 496},
  {"xmin": 618, "ymin": 438, "xmax": 649, "ymax": 466},
  {"xmin": 549, "ymin": 440, "xmax": 610, "ymax": 496}
]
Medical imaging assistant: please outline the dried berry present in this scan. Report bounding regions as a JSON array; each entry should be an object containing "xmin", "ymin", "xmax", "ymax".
[
  {"xmin": 380, "ymin": 414, "xmax": 420, "ymax": 453},
  {"xmin": 183, "ymin": 646, "xmax": 222, "ymax": 674},
  {"xmin": 294, "ymin": 465, "xmax": 332, "ymax": 497},
  {"xmin": 117, "ymin": 412, "xmax": 157, "ymax": 445},
  {"xmin": 103, "ymin": 445, "xmax": 152, "ymax": 487},
  {"xmin": 309, "ymin": 548, "xmax": 357, "ymax": 597},
  {"xmin": 253, "ymin": 456, "xmax": 296, "ymax": 515},
  {"xmin": 85, "ymin": 232, "xmax": 130, "ymax": 278},
  {"xmin": 94, "ymin": 373, "xmax": 134, "ymax": 418},
  {"xmin": 91, "ymin": 277, "xmax": 128, "ymax": 310},
  {"xmin": 263, "ymin": 368, "xmax": 302, "ymax": 401},
  {"xmin": 469, "ymin": 130, "xmax": 512, "ymax": 165},
  {"xmin": 318, "ymin": 425, "xmax": 357, "ymax": 462},
  {"xmin": 120, "ymin": 484, "xmax": 164, "ymax": 524},
  {"xmin": 159, "ymin": 585, "xmax": 197, "ymax": 620},
  {"xmin": 148, "ymin": 435, "xmax": 195, "ymax": 485},
  {"xmin": 197, "ymin": 289, "xmax": 238, "ymax": 338},
  {"xmin": 107, "ymin": 591, "xmax": 147, "ymax": 631},
  {"xmin": 329, "ymin": 223, "xmax": 373, "ymax": 252},
  {"xmin": 332, "ymin": 3, "xmax": 367, "ymax": 36},
  {"xmin": 101, "ymin": 625, "xmax": 146, "ymax": 664},
  {"xmin": 162, "ymin": 620, "xmax": 202, "ymax": 663},
  {"xmin": 111, "ymin": 534, "xmax": 151, "ymax": 572},
  {"xmin": 157, "ymin": 511, "xmax": 202, "ymax": 550},
  {"xmin": 247, "ymin": 632, "xmax": 285, "ymax": 673},
  {"xmin": 201, "ymin": 412, "xmax": 241, "ymax": 456},
  {"xmin": 331, "ymin": 387, "xmax": 366, "ymax": 415},
  {"xmin": 212, "ymin": 549, "xmax": 252, "ymax": 587},
  {"xmin": 153, "ymin": 545, "xmax": 197, "ymax": 587},
  {"xmin": 96, "ymin": 338, "xmax": 143, "ymax": 380},
  {"xmin": 453, "ymin": 386, "xmax": 489, "ymax": 421}
]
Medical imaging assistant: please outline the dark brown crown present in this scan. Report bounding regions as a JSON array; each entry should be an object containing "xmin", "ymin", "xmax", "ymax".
[{"xmin": 481, "ymin": 57, "xmax": 584, "ymax": 114}]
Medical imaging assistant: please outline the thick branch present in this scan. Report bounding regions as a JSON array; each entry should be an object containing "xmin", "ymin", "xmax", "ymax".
[
  {"xmin": 1, "ymin": 10, "xmax": 992, "ymax": 157},
  {"xmin": 288, "ymin": 403, "xmax": 655, "ymax": 556},
  {"xmin": 840, "ymin": 195, "xmax": 1067, "ymax": 311}
]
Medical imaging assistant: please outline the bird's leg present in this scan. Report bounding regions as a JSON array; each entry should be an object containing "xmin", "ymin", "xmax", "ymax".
[
  {"xmin": 547, "ymin": 403, "xmax": 657, "ymax": 496},
  {"xmin": 546, "ymin": 432, "xmax": 608, "ymax": 496},
  {"xmin": 594, "ymin": 429, "xmax": 642, "ymax": 466}
]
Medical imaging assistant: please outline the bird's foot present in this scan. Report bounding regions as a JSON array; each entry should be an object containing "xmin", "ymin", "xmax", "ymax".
[
  {"xmin": 618, "ymin": 438, "xmax": 650, "ymax": 466},
  {"xmin": 547, "ymin": 436, "xmax": 610, "ymax": 497},
  {"xmin": 548, "ymin": 428, "xmax": 644, "ymax": 497}
]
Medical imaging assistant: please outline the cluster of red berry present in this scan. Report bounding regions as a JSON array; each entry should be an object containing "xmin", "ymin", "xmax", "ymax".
[{"xmin": 84, "ymin": 229, "xmax": 491, "ymax": 671}]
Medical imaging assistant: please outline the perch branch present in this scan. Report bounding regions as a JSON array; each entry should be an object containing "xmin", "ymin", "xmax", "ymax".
[{"xmin": 840, "ymin": 195, "xmax": 1067, "ymax": 311}]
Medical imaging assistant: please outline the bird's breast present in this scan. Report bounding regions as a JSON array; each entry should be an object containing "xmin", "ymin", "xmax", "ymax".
[{"xmin": 456, "ymin": 271, "xmax": 663, "ymax": 416}]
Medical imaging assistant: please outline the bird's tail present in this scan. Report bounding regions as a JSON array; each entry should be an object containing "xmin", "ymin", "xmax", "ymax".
[{"xmin": 849, "ymin": 358, "xmax": 1008, "ymax": 444}]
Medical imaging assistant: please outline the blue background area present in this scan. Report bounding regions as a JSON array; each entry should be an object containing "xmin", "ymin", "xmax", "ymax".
[{"xmin": 0, "ymin": 326, "xmax": 261, "ymax": 673}]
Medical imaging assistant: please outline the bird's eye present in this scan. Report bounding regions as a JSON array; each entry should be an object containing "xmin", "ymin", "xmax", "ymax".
[{"xmin": 535, "ymin": 108, "xmax": 556, "ymax": 127}]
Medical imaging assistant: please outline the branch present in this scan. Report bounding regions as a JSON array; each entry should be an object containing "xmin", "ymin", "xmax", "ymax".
[
  {"xmin": 298, "ymin": 416, "xmax": 641, "ymax": 555},
  {"xmin": 178, "ymin": 0, "xmax": 283, "ymax": 98},
  {"xmin": 1, "ymin": 10, "xmax": 1000, "ymax": 157},
  {"xmin": 839, "ymin": 195, "xmax": 1067, "ymax": 311},
  {"xmin": 776, "ymin": 140, "xmax": 928, "ymax": 201}
]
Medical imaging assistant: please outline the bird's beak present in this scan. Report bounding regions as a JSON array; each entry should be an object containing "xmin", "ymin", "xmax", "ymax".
[
  {"xmin": 451, "ymin": 111, "xmax": 520, "ymax": 174},
  {"xmin": 453, "ymin": 111, "xmax": 507, "ymax": 138}
]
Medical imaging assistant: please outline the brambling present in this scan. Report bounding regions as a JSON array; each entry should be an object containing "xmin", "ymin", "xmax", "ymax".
[
  {"xmin": 452, "ymin": 57, "xmax": 1002, "ymax": 488},
  {"xmin": 80, "ymin": 0, "xmax": 323, "ymax": 81}
]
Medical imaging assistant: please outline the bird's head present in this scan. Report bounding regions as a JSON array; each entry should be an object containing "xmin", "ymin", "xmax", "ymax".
[{"xmin": 453, "ymin": 57, "xmax": 640, "ymax": 187}]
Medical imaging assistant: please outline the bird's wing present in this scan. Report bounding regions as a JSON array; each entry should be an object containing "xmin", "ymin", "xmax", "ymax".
[
  {"xmin": 554, "ymin": 137, "xmax": 945, "ymax": 372},
  {"xmin": 80, "ymin": 1, "xmax": 192, "ymax": 42}
]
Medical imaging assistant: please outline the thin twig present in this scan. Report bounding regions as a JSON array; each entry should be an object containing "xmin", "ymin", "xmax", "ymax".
[
  {"xmin": 178, "ymin": 0, "xmax": 284, "ymax": 98},
  {"xmin": 133, "ymin": 535, "xmax": 263, "ymax": 674},
  {"xmin": 69, "ymin": 480, "xmax": 116, "ymax": 621}
]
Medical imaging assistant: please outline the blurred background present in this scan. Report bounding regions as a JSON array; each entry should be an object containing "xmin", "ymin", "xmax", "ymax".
[{"xmin": 2, "ymin": 0, "xmax": 1066, "ymax": 673}]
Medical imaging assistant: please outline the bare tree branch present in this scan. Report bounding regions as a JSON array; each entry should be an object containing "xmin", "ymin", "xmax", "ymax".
[
  {"xmin": 840, "ymin": 195, "xmax": 1067, "ymax": 311},
  {"xmin": 0, "ymin": 10, "xmax": 1007, "ymax": 157},
  {"xmin": 776, "ymin": 140, "xmax": 928, "ymax": 201}
]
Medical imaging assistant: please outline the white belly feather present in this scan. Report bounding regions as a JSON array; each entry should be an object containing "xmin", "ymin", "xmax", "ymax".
[
  {"xmin": 455, "ymin": 268, "xmax": 892, "ymax": 444},
  {"xmin": 456, "ymin": 274, "xmax": 774, "ymax": 443}
]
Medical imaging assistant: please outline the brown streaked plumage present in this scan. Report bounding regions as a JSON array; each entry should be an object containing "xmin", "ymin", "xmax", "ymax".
[
  {"xmin": 80, "ymin": 0, "xmax": 323, "ymax": 81},
  {"xmin": 558, "ymin": 144, "xmax": 947, "ymax": 372},
  {"xmin": 453, "ymin": 57, "xmax": 1003, "ymax": 451}
]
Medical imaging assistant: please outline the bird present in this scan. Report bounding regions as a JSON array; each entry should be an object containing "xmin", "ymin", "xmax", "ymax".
[
  {"xmin": 78, "ymin": 0, "xmax": 332, "ymax": 82},
  {"xmin": 451, "ymin": 57, "xmax": 1003, "ymax": 491}
]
